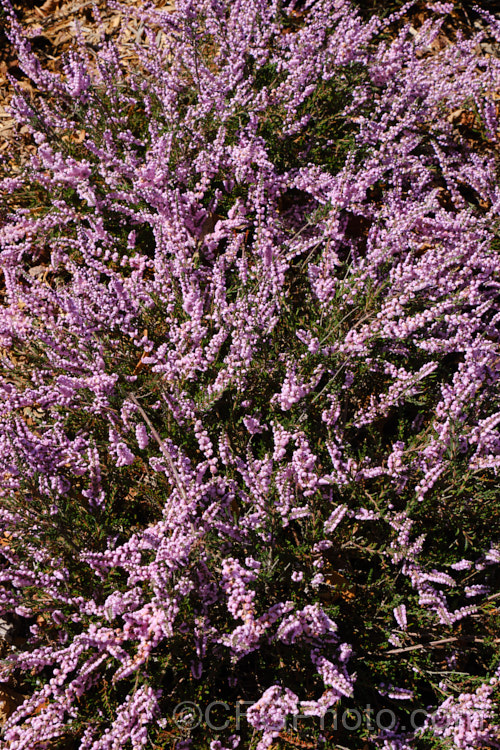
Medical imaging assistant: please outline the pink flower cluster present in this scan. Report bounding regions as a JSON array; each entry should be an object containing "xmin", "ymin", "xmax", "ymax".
[{"xmin": 0, "ymin": 0, "xmax": 499, "ymax": 747}]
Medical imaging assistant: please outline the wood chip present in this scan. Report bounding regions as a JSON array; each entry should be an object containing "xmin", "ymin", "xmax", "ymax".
[{"xmin": 39, "ymin": 0, "xmax": 61, "ymax": 15}]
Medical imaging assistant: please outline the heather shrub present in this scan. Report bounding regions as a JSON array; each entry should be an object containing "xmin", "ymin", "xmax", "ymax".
[{"xmin": 0, "ymin": 1, "xmax": 499, "ymax": 749}]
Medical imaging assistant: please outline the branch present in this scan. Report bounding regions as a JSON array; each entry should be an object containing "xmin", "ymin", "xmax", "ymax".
[
  {"xmin": 383, "ymin": 635, "xmax": 499, "ymax": 656},
  {"xmin": 128, "ymin": 392, "xmax": 189, "ymax": 506}
]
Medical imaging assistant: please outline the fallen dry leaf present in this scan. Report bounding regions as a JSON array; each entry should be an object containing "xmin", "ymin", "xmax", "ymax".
[
  {"xmin": 0, "ymin": 684, "xmax": 26, "ymax": 726},
  {"xmin": 39, "ymin": 0, "xmax": 60, "ymax": 15}
]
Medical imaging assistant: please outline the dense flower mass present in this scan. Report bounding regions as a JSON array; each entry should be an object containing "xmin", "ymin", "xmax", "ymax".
[{"xmin": 0, "ymin": 0, "xmax": 499, "ymax": 747}]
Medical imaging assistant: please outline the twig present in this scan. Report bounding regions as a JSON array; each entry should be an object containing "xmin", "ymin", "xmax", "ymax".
[
  {"xmin": 35, "ymin": 0, "xmax": 96, "ymax": 26},
  {"xmin": 128, "ymin": 392, "xmax": 189, "ymax": 506},
  {"xmin": 485, "ymin": 591, "xmax": 500, "ymax": 602},
  {"xmin": 383, "ymin": 635, "xmax": 499, "ymax": 655}
]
